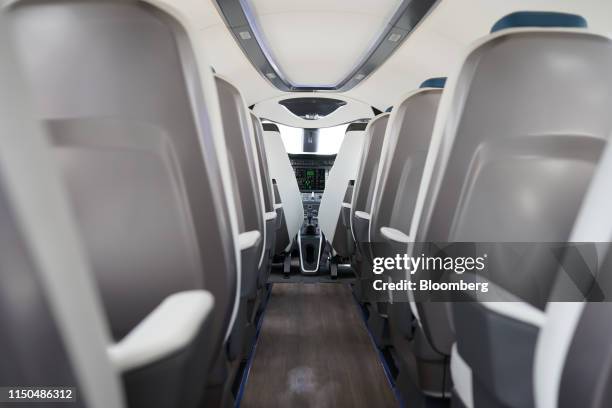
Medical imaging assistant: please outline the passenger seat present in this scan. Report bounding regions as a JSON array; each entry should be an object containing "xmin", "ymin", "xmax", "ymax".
[
  {"xmin": 535, "ymin": 131, "xmax": 612, "ymax": 408},
  {"xmin": 214, "ymin": 75, "xmax": 267, "ymax": 398},
  {"xmin": 318, "ymin": 122, "xmax": 367, "ymax": 260},
  {"xmin": 404, "ymin": 11, "xmax": 612, "ymax": 407},
  {"xmin": 0, "ymin": 31, "xmax": 125, "ymax": 408},
  {"xmin": 366, "ymin": 77, "xmax": 446, "ymax": 355},
  {"xmin": 262, "ymin": 123, "xmax": 304, "ymax": 258},
  {"xmin": 250, "ymin": 112, "xmax": 277, "ymax": 288},
  {"xmin": 6, "ymin": 2, "xmax": 241, "ymax": 407},
  {"xmin": 350, "ymin": 113, "xmax": 390, "ymax": 301}
]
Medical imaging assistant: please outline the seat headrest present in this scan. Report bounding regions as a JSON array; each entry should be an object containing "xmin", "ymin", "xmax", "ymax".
[
  {"xmin": 420, "ymin": 77, "xmax": 447, "ymax": 89},
  {"xmin": 491, "ymin": 11, "xmax": 587, "ymax": 33}
]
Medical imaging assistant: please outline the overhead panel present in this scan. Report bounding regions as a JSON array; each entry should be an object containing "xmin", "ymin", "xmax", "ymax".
[
  {"xmin": 278, "ymin": 97, "xmax": 347, "ymax": 120},
  {"xmin": 214, "ymin": 0, "xmax": 439, "ymax": 92}
]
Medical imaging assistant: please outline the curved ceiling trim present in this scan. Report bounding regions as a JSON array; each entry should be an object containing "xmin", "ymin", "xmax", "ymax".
[{"xmin": 214, "ymin": 0, "xmax": 439, "ymax": 92}]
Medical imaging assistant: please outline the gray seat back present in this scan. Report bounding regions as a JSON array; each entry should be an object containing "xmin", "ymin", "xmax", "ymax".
[
  {"xmin": 7, "ymin": 0, "xmax": 239, "ymax": 369},
  {"xmin": 0, "ymin": 29, "xmax": 124, "ymax": 408},
  {"xmin": 537, "ymin": 301, "xmax": 612, "ymax": 408},
  {"xmin": 536, "ymin": 135, "xmax": 612, "ymax": 408},
  {"xmin": 249, "ymin": 112, "xmax": 275, "ymax": 284},
  {"xmin": 350, "ymin": 113, "xmax": 390, "ymax": 242},
  {"xmin": 370, "ymin": 80, "xmax": 444, "ymax": 245},
  {"xmin": 250, "ymin": 113, "xmax": 275, "ymax": 216},
  {"xmin": 402, "ymin": 12, "xmax": 612, "ymax": 408},
  {"xmin": 215, "ymin": 76, "xmax": 265, "ymax": 293},
  {"xmin": 411, "ymin": 16, "xmax": 612, "ymax": 359}
]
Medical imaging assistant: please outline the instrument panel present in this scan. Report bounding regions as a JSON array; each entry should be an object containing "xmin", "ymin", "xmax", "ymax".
[
  {"xmin": 289, "ymin": 154, "xmax": 336, "ymax": 193},
  {"xmin": 295, "ymin": 168, "xmax": 326, "ymax": 191}
]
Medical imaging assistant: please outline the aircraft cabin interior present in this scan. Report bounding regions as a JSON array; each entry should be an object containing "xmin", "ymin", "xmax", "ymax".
[{"xmin": 2, "ymin": 0, "xmax": 612, "ymax": 407}]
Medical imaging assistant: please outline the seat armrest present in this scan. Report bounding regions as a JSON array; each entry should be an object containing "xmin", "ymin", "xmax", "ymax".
[
  {"xmin": 354, "ymin": 210, "xmax": 370, "ymax": 220},
  {"xmin": 380, "ymin": 226, "xmax": 411, "ymax": 244},
  {"xmin": 108, "ymin": 290, "xmax": 214, "ymax": 372},
  {"xmin": 480, "ymin": 301, "xmax": 545, "ymax": 328},
  {"xmin": 265, "ymin": 211, "xmax": 277, "ymax": 222},
  {"xmin": 239, "ymin": 230, "xmax": 261, "ymax": 251}
]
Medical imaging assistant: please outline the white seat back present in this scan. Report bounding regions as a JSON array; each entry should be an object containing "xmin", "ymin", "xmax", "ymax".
[
  {"xmin": 318, "ymin": 123, "xmax": 367, "ymax": 248},
  {"xmin": 262, "ymin": 124, "xmax": 304, "ymax": 251}
]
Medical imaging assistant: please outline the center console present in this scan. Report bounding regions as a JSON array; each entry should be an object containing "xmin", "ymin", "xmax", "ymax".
[{"xmin": 289, "ymin": 154, "xmax": 335, "ymax": 274}]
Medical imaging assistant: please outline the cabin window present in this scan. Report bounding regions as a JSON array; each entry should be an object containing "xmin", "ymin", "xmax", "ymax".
[{"xmin": 269, "ymin": 122, "xmax": 350, "ymax": 155}]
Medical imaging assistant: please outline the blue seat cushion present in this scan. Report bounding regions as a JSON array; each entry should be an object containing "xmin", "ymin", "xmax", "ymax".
[
  {"xmin": 420, "ymin": 77, "xmax": 447, "ymax": 89},
  {"xmin": 491, "ymin": 11, "xmax": 587, "ymax": 33}
]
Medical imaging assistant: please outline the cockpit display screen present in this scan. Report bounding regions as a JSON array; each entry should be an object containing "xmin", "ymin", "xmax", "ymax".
[{"xmin": 295, "ymin": 168, "xmax": 326, "ymax": 191}]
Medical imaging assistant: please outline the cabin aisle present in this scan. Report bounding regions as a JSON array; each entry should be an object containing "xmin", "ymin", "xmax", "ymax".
[{"xmin": 240, "ymin": 283, "xmax": 399, "ymax": 408}]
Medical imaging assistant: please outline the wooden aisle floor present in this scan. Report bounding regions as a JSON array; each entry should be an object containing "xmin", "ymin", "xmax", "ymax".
[{"xmin": 240, "ymin": 283, "xmax": 399, "ymax": 408}]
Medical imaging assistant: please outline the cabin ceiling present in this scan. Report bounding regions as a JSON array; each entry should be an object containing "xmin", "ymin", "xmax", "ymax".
[
  {"xmin": 240, "ymin": 0, "xmax": 404, "ymax": 88},
  {"xmin": 166, "ymin": 0, "xmax": 612, "ymax": 114}
]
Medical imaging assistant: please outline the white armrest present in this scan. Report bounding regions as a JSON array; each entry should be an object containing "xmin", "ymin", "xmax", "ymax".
[
  {"xmin": 354, "ymin": 210, "xmax": 370, "ymax": 220},
  {"xmin": 238, "ymin": 230, "xmax": 262, "ymax": 251},
  {"xmin": 274, "ymin": 203, "xmax": 283, "ymax": 210},
  {"xmin": 265, "ymin": 211, "xmax": 277, "ymax": 221},
  {"xmin": 478, "ymin": 281, "xmax": 546, "ymax": 327},
  {"xmin": 108, "ymin": 290, "xmax": 214, "ymax": 372},
  {"xmin": 380, "ymin": 226, "xmax": 411, "ymax": 244},
  {"xmin": 481, "ymin": 302, "xmax": 546, "ymax": 328},
  {"xmin": 341, "ymin": 202, "xmax": 352, "ymax": 209}
]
